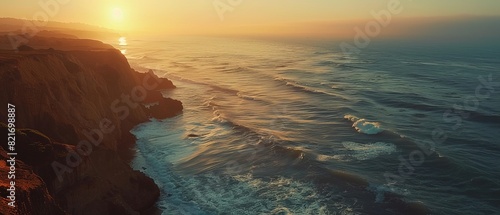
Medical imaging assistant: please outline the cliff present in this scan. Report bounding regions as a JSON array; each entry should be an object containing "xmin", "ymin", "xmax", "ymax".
[
  {"xmin": 0, "ymin": 145, "xmax": 65, "ymax": 215},
  {"xmin": 0, "ymin": 38, "xmax": 182, "ymax": 214}
]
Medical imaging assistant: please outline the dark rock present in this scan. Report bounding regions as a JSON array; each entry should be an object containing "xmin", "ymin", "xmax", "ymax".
[
  {"xmin": 147, "ymin": 69, "xmax": 176, "ymax": 90},
  {"xmin": 0, "ymin": 146, "xmax": 66, "ymax": 215},
  {"xmin": 147, "ymin": 98, "xmax": 183, "ymax": 119},
  {"xmin": 142, "ymin": 90, "xmax": 164, "ymax": 104},
  {"xmin": 134, "ymin": 69, "xmax": 176, "ymax": 90},
  {"xmin": 17, "ymin": 44, "xmax": 34, "ymax": 51}
]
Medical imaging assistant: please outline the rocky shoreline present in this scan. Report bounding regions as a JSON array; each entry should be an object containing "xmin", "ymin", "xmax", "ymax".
[{"xmin": 0, "ymin": 38, "xmax": 182, "ymax": 214}]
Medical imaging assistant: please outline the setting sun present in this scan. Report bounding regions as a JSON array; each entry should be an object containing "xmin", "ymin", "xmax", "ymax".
[{"xmin": 112, "ymin": 7, "xmax": 124, "ymax": 21}]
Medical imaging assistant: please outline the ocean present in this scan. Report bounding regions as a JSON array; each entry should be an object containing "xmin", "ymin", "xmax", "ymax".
[{"xmin": 115, "ymin": 36, "xmax": 499, "ymax": 214}]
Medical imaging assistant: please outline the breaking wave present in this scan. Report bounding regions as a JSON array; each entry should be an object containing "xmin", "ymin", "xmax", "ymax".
[{"xmin": 344, "ymin": 114, "xmax": 383, "ymax": 135}]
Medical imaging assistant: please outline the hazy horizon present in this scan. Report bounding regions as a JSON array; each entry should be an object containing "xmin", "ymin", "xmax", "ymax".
[{"xmin": 1, "ymin": 1, "xmax": 500, "ymax": 40}]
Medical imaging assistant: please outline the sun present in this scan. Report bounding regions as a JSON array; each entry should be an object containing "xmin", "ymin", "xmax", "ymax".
[{"xmin": 112, "ymin": 7, "xmax": 124, "ymax": 21}]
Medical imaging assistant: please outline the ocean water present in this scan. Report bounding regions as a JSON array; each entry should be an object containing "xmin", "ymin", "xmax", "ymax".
[{"xmin": 117, "ymin": 37, "xmax": 499, "ymax": 214}]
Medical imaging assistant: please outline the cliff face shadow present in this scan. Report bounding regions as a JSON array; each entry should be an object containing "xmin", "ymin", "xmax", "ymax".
[{"xmin": 0, "ymin": 35, "xmax": 182, "ymax": 214}]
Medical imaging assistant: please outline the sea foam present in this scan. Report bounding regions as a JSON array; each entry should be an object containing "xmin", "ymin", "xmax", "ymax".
[
  {"xmin": 344, "ymin": 114, "xmax": 383, "ymax": 135},
  {"xmin": 342, "ymin": 141, "xmax": 397, "ymax": 161}
]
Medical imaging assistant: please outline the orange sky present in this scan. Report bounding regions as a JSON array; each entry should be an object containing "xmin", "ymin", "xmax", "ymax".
[{"xmin": 1, "ymin": 1, "xmax": 499, "ymax": 37}]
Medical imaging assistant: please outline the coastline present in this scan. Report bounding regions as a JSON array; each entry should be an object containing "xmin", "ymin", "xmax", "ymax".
[{"xmin": 0, "ymin": 37, "xmax": 182, "ymax": 214}]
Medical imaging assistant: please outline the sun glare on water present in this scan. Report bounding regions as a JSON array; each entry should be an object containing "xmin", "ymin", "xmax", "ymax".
[
  {"xmin": 118, "ymin": 36, "xmax": 127, "ymax": 54},
  {"xmin": 119, "ymin": 37, "xmax": 127, "ymax": 46}
]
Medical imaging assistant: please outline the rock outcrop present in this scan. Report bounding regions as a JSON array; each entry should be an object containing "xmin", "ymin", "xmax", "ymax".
[
  {"xmin": 0, "ymin": 145, "xmax": 65, "ymax": 215},
  {"xmin": 0, "ymin": 38, "xmax": 182, "ymax": 214}
]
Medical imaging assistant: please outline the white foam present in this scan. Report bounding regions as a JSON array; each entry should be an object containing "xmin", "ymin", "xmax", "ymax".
[
  {"xmin": 344, "ymin": 114, "xmax": 383, "ymax": 135},
  {"xmin": 343, "ymin": 114, "xmax": 359, "ymax": 122},
  {"xmin": 131, "ymin": 120, "xmax": 354, "ymax": 214},
  {"xmin": 154, "ymin": 170, "xmax": 345, "ymax": 214},
  {"xmin": 211, "ymin": 109, "xmax": 227, "ymax": 123},
  {"xmin": 341, "ymin": 141, "xmax": 397, "ymax": 161},
  {"xmin": 236, "ymin": 92, "xmax": 257, "ymax": 100},
  {"xmin": 315, "ymin": 154, "xmax": 349, "ymax": 162},
  {"xmin": 352, "ymin": 119, "xmax": 382, "ymax": 135}
]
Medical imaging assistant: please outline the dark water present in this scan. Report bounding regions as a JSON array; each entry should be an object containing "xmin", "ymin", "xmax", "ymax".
[{"xmin": 117, "ymin": 37, "xmax": 499, "ymax": 214}]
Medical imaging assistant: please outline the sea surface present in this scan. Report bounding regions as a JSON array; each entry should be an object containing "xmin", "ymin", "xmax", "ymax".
[{"xmin": 114, "ymin": 36, "xmax": 499, "ymax": 214}]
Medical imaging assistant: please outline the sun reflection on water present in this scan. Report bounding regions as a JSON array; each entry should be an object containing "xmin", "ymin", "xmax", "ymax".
[
  {"xmin": 119, "ymin": 37, "xmax": 127, "ymax": 46},
  {"xmin": 118, "ymin": 36, "xmax": 127, "ymax": 54}
]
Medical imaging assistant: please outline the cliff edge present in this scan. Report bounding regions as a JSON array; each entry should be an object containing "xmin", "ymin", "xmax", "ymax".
[{"xmin": 0, "ymin": 38, "xmax": 182, "ymax": 214}]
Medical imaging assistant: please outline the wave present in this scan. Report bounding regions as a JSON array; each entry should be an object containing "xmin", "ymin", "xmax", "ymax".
[
  {"xmin": 203, "ymin": 98, "xmax": 308, "ymax": 161},
  {"xmin": 159, "ymin": 71, "xmax": 275, "ymax": 106},
  {"xmin": 374, "ymin": 95, "xmax": 499, "ymax": 126},
  {"xmin": 466, "ymin": 112, "xmax": 500, "ymax": 126},
  {"xmin": 315, "ymin": 60, "xmax": 362, "ymax": 70},
  {"xmin": 275, "ymin": 77, "xmax": 349, "ymax": 101},
  {"xmin": 298, "ymin": 163, "xmax": 429, "ymax": 214},
  {"xmin": 381, "ymin": 99, "xmax": 442, "ymax": 112},
  {"xmin": 163, "ymin": 172, "xmax": 346, "ymax": 214},
  {"xmin": 344, "ymin": 114, "xmax": 383, "ymax": 135},
  {"xmin": 341, "ymin": 141, "xmax": 397, "ymax": 161},
  {"xmin": 313, "ymin": 51, "xmax": 330, "ymax": 55},
  {"xmin": 129, "ymin": 54, "xmax": 162, "ymax": 61},
  {"xmin": 321, "ymin": 82, "xmax": 345, "ymax": 91},
  {"xmin": 203, "ymin": 97, "xmax": 274, "ymax": 138},
  {"xmin": 207, "ymin": 103, "xmax": 277, "ymax": 142},
  {"xmin": 315, "ymin": 60, "xmax": 339, "ymax": 67},
  {"xmin": 133, "ymin": 133, "xmax": 337, "ymax": 214},
  {"xmin": 236, "ymin": 92, "xmax": 272, "ymax": 105},
  {"xmin": 314, "ymin": 141, "xmax": 397, "ymax": 162},
  {"xmin": 217, "ymin": 66, "xmax": 254, "ymax": 74}
]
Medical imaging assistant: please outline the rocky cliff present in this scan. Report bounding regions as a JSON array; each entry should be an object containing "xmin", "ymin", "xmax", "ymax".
[{"xmin": 0, "ymin": 38, "xmax": 182, "ymax": 214}]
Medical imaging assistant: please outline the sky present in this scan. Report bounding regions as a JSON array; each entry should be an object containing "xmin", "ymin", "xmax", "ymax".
[{"xmin": 1, "ymin": 0, "xmax": 500, "ymax": 37}]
